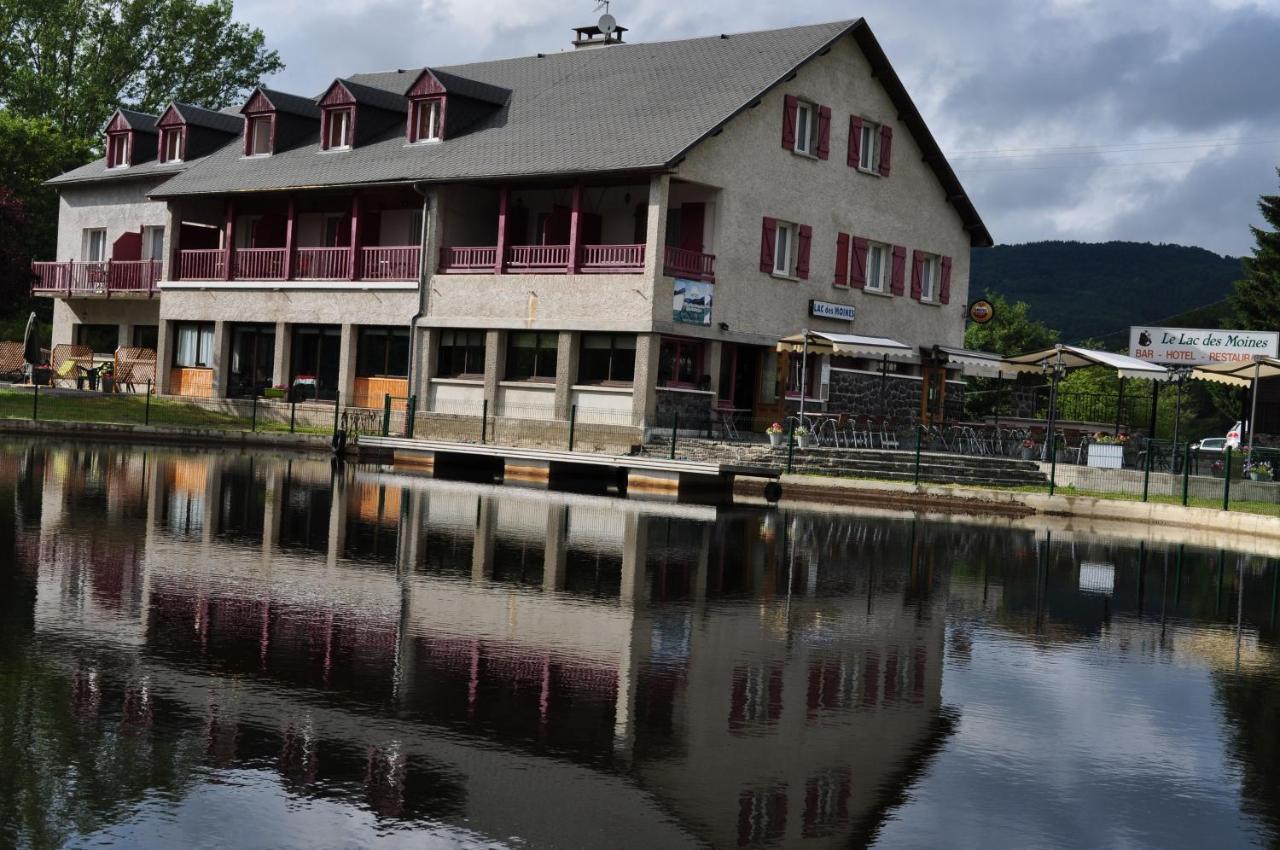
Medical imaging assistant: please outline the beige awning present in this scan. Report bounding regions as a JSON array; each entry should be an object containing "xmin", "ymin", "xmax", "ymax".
[
  {"xmin": 1003, "ymin": 345, "xmax": 1173, "ymax": 381},
  {"xmin": 776, "ymin": 331, "xmax": 915, "ymax": 361},
  {"xmin": 1191, "ymin": 356, "xmax": 1280, "ymax": 387},
  {"xmin": 932, "ymin": 345, "xmax": 1010, "ymax": 378}
]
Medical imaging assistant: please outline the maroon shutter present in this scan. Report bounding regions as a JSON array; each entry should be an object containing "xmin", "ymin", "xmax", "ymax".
[
  {"xmin": 879, "ymin": 125, "xmax": 893, "ymax": 176},
  {"xmin": 848, "ymin": 116, "xmax": 862, "ymax": 167},
  {"xmin": 816, "ymin": 106, "xmax": 831, "ymax": 160},
  {"xmin": 850, "ymin": 237, "xmax": 868, "ymax": 289},
  {"xmin": 890, "ymin": 245, "xmax": 906, "ymax": 295},
  {"xmin": 940, "ymin": 255, "xmax": 953, "ymax": 304},
  {"xmin": 910, "ymin": 250, "xmax": 924, "ymax": 300},
  {"xmin": 782, "ymin": 95, "xmax": 798, "ymax": 150},
  {"xmin": 760, "ymin": 217, "xmax": 777, "ymax": 272},
  {"xmin": 796, "ymin": 225, "xmax": 812, "ymax": 279},
  {"xmin": 834, "ymin": 232, "xmax": 849, "ymax": 288},
  {"xmin": 679, "ymin": 202, "xmax": 705, "ymax": 252}
]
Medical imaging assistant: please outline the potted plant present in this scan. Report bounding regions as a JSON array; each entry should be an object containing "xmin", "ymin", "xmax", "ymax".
[
  {"xmin": 264, "ymin": 384, "xmax": 288, "ymax": 401},
  {"xmin": 98, "ymin": 363, "xmax": 115, "ymax": 393},
  {"xmin": 1020, "ymin": 438, "xmax": 1038, "ymax": 461},
  {"xmin": 1247, "ymin": 459, "xmax": 1273, "ymax": 482},
  {"xmin": 795, "ymin": 425, "xmax": 811, "ymax": 449},
  {"xmin": 1086, "ymin": 432, "xmax": 1128, "ymax": 469},
  {"xmin": 766, "ymin": 421, "xmax": 785, "ymax": 448}
]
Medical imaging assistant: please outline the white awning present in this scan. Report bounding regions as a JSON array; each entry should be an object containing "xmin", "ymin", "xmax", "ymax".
[
  {"xmin": 932, "ymin": 345, "xmax": 1010, "ymax": 378},
  {"xmin": 1191, "ymin": 356, "xmax": 1280, "ymax": 387},
  {"xmin": 776, "ymin": 331, "xmax": 915, "ymax": 361},
  {"xmin": 1003, "ymin": 345, "xmax": 1173, "ymax": 381}
]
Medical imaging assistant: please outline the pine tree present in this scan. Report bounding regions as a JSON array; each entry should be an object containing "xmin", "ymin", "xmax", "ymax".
[{"xmin": 1231, "ymin": 170, "xmax": 1280, "ymax": 331}]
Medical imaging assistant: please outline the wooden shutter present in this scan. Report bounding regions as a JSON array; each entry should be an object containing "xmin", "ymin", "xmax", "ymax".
[
  {"xmin": 848, "ymin": 116, "xmax": 862, "ymax": 167},
  {"xmin": 850, "ymin": 237, "xmax": 868, "ymax": 289},
  {"xmin": 890, "ymin": 245, "xmax": 906, "ymax": 295},
  {"xmin": 679, "ymin": 202, "xmax": 705, "ymax": 252},
  {"xmin": 879, "ymin": 125, "xmax": 893, "ymax": 176},
  {"xmin": 910, "ymin": 250, "xmax": 924, "ymax": 301},
  {"xmin": 940, "ymin": 256, "xmax": 953, "ymax": 304},
  {"xmin": 782, "ymin": 95, "xmax": 798, "ymax": 150},
  {"xmin": 760, "ymin": 217, "xmax": 777, "ymax": 272},
  {"xmin": 834, "ymin": 232, "xmax": 849, "ymax": 288},
  {"xmin": 796, "ymin": 225, "xmax": 812, "ymax": 279},
  {"xmin": 816, "ymin": 106, "xmax": 832, "ymax": 160}
]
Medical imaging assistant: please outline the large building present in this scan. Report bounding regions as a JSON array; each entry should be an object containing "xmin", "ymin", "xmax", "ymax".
[{"xmin": 35, "ymin": 17, "xmax": 991, "ymax": 430}]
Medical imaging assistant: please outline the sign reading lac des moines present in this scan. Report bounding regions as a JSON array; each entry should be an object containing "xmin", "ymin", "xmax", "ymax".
[{"xmin": 1129, "ymin": 326, "xmax": 1279, "ymax": 365}]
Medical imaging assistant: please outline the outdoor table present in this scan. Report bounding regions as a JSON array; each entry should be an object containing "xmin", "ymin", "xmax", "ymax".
[{"xmin": 712, "ymin": 406, "xmax": 748, "ymax": 440}]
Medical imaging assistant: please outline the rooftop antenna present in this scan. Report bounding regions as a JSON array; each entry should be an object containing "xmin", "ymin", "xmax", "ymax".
[{"xmin": 595, "ymin": 0, "xmax": 616, "ymax": 36}]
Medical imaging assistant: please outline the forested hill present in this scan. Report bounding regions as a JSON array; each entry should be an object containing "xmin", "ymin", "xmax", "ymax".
[{"xmin": 970, "ymin": 241, "xmax": 1243, "ymax": 342}]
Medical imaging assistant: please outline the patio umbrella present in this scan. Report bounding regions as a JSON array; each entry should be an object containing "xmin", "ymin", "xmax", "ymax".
[
  {"xmin": 21, "ymin": 312, "xmax": 40, "ymax": 381},
  {"xmin": 1191, "ymin": 356, "xmax": 1280, "ymax": 452}
]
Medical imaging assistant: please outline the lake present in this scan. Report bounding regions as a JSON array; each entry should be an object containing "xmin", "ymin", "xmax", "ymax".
[{"xmin": 0, "ymin": 438, "xmax": 1277, "ymax": 849}]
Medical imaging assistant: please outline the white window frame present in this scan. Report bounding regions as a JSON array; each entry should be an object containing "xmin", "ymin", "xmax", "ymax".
[
  {"xmin": 326, "ymin": 108, "xmax": 352, "ymax": 150},
  {"xmin": 773, "ymin": 222, "xmax": 796, "ymax": 277},
  {"xmin": 161, "ymin": 128, "xmax": 182, "ymax": 163},
  {"xmin": 865, "ymin": 241, "xmax": 888, "ymax": 293},
  {"xmin": 83, "ymin": 229, "xmax": 107, "ymax": 262},
  {"xmin": 248, "ymin": 116, "xmax": 272, "ymax": 156},
  {"xmin": 794, "ymin": 101, "xmax": 815, "ymax": 156},
  {"xmin": 142, "ymin": 226, "xmax": 165, "ymax": 261},
  {"xmin": 414, "ymin": 99, "xmax": 442, "ymax": 143},
  {"xmin": 859, "ymin": 120, "xmax": 881, "ymax": 172},
  {"xmin": 107, "ymin": 134, "xmax": 130, "ymax": 169},
  {"xmin": 920, "ymin": 253, "xmax": 940, "ymax": 302}
]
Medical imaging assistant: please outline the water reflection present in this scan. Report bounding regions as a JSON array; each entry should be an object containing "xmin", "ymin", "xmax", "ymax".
[{"xmin": 0, "ymin": 440, "xmax": 1278, "ymax": 848}]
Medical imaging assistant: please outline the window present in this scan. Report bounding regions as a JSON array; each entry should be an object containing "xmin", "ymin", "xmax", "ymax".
[
  {"xmin": 505, "ymin": 332, "xmax": 558, "ymax": 382},
  {"xmin": 657, "ymin": 337, "xmax": 704, "ymax": 388},
  {"xmin": 321, "ymin": 213, "xmax": 345, "ymax": 247},
  {"xmin": 248, "ymin": 116, "xmax": 272, "ymax": 155},
  {"xmin": 437, "ymin": 329, "xmax": 486, "ymax": 378},
  {"xmin": 143, "ymin": 226, "xmax": 165, "ymax": 262},
  {"xmin": 412, "ymin": 99, "xmax": 442, "ymax": 142},
  {"xmin": 920, "ymin": 253, "xmax": 939, "ymax": 302},
  {"xmin": 774, "ymin": 222, "xmax": 795, "ymax": 276},
  {"xmin": 865, "ymin": 242, "xmax": 888, "ymax": 293},
  {"xmin": 76, "ymin": 324, "xmax": 118, "ymax": 355},
  {"xmin": 173, "ymin": 322, "xmax": 215, "ymax": 368},
  {"xmin": 325, "ymin": 108, "xmax": 352, "ymax": 150},
  {"xmin": 787, "ymin": 353, "xmax": 819, "ymax": 398},
  {"xmin": 578, "ymin": 333, "xmax": 635, "ymax": 385},
  {"xmin": 83, "ymin": 229, "xmax": 107, "ymax": 262},
  {"xmin": 859, "ymin": 121, "xmax": 880, "ymax": 171},
  {"xmin": 133, "ymin": 325, "xmax": 159, "ymax": 350},
  {"xmin": 107, "ymin": 133, "xmax": 129, "ymax": 168},
  {"xmin": 357, "ymin": 327, "xmax": 409, "ymax": 378},
  {"xmin": 794, "ymin": 101, "xmax": 814, "ymax": 155},
  {"xmin": 160, "ymin": 128, "xmax": 182, "ymax": 162}
]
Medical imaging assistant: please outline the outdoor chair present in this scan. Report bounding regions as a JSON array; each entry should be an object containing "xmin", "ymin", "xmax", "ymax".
[
  {"xmin": 851, "ymin": 415, "xmax": 872, "ymax": 449},
  {"xmin": 818, "ymin": 413, "xmax": 850, "ymax": 448},
  {"xmin": 50, "ymin": 344, "xmax": 94, "ymax": 389},
  {"xmin": 880, "ymin": 418, "xmax": 900, "ymax": 450}
]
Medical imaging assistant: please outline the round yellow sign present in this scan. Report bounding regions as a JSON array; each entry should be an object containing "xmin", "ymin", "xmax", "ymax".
[{"xmin": 969, "ymin": 299, "xmax": 994, "ymax": 324}]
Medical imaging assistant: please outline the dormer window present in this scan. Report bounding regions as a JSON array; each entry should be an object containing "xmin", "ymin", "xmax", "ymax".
[
  {"xmin": 410, "ymin": 98, "xmax": 443, "ymax": 143},
  {"xmin": 107, "ymin": 133, "xmax": 130, "ymax": 168},
  {"xmin": 323, "ymin": 107, "xmax": 353, "ymax": 150},
  {"xmin": 160, "ymin": 128, "xmax": 183, "ymax": 163},
  {"xmin": 247, "ymin": 116, "xmax": 272, "ymax": 156}
]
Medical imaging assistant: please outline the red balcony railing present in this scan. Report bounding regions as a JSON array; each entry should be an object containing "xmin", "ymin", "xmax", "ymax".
[
  {"xmin": 233, "ymin": 247, "xmax": 287, "ymax": 280},
  {"xmin": 439, "ymin": 246, "xmax": 498, "ymax": 273},
  {"xmin": 178, "ymin": 249, "xmax": 225, "ymax": 280},
  {"xmin": 580, "ymin": 243, "xmax": 645, "ymax": 272},
  {"xmin": 362, "ymin": 245, "xmax": 420, "ymax": 280},
  {"xmin": 295, "ymin": 247, "xmax": 350, "ymax": 280},
  {"xmin": 31, "ymin": 260, "xmax": 161, "ymax": 296},
  {"xmin": 506, "ymin": 244, "xmax": 571, "ymax": 272},
  {"xmin": 663, "ymin": 246, "xmax": 716, "ymax": 282}
]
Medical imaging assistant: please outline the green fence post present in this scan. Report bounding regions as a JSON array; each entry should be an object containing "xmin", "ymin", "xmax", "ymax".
[
  {"xmin": 332, "ymin": 390, "xmax": 341, "ymax": 441},
  {"xmin": 144, "ymin": 380, "xmax": 152, "ymax": 426},
  {"xmin": 381, "ymin": 394, "xmax": 392, "ymax": 437},
  {"xmin": 1142, "ymin": 440, "xmax": 1152, "ymax": 502},
  {"xmin": 481, "ymin": 398, "xmax": 488, "ymax": 444},
  {"xmin": 568, "ymin": 404, "xmax": 577, "ymax": 451},
  {"xmin": 250, "ymin": 394, "xmax": 258, "ymax": 432},
  {"xmin": 406, "ymin": 395, "xmax": 416, "ymax": 438},
  {"xmin": 1048, "ymin": 432, "xmax": 1058, "ymax": 496},
  {"xmin": 1181, "ymin": 444, "xmax": 1191, "ymax": 506},
  {"xmin": 913, "ymin": 423, "xmax": 923, "ymax": 485},
  {"xmin": 31, "ymin": 382, "xmax": 38, "ymax": 422},
  {"xmin": 1223, "ymin": 446, "xmax": 1232, "ymax": 511},
  {"xmin": 669, "ymin": 412, "xmax": 678, "ymax": 460},
  {"xmin": 786, "ymin": 420, "xmax": 796, "ymax": 474},
  {"xmin": 289, "ymin": 400, "xmax": 297, "ymax": 434}
]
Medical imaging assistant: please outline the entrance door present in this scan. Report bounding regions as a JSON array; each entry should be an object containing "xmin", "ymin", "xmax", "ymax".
[
  {"xmin": 678, "ymin": 202, "xmax": 705, "ymax": 252},
  {"xmin": 290, "ymin": 325, "xmax": 342, "ymax": 401},
  {"xmin": 920, "ymin": 366, "xmax": 947, "ymax": 426},
  {"xmin": 718, "ymin": 342, "xmax": 758, "ymax": 413},
  {"xmin": 229, "ymin": 323, "xmax": 276, "ymax": 398}
]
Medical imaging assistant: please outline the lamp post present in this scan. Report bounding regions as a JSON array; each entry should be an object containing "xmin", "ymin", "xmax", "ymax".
[
  {"xmin": 798, "ymin": 328, "xmax": 809, "ymax": 422},
  {"xmin": 1042, "ymin": 345, "xmax": 1064, "ymax": 462},
  {"xmin": 1248, "ymin": 357, "xmax": 1261, "ymax": 454}
]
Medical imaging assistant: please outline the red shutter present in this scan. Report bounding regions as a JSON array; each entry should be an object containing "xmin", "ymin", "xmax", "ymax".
[
  {"xmin": 816, "ymin": 106, "xmax": 831, "ymax": 160},
  {"xmin": 760, "ymin": 217, "xmax": 777, "ymax": 272},
  {"xmin": 940, "ymin": 255, "xmax": 953, "ymax": 304},
  {"xmin": 850, "ymin": 236, "xmax": 868, "ymax": 289},
  {"xmin": 910, "ymin": 250, "xmax": 924, "ymax": 301},
  {"xmin": 796, "ymin": 225, "xmax": 812, "ymax": 279},
  {"xmin": 879, "ymin": 125, "xmax": 893, "ymax": 176},
  {"xmin": 782, "ymin": 95, "xmax": 797, "ymax": 150},
  {"xmin": 848, "ymin": 116, "xmax": 862, "ymax": 167},
  {"xmin": 890, "ymin": 245, "xmax": 906, "ymax": 295},
  {"xmin": 834, "ymin": 232, "xmax": 849, "ymax": 288}
]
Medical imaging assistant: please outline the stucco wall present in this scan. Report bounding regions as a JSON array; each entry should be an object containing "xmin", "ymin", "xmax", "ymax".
[
  {"xmin": 158, "ymin": 288, "xmax": 416, "ymax": 325},
  {"xmin": 423, "ymin": 271, "xmax": 658, "ymax": 332},
  {"xmin": 51, "ymin": 297, "xmax": 162, "ymax": 350},
  {"xmin": 55, "ymin": 177, "xmax": 172, "ymax": 264},
  {"xmin": 669, "ymin": 32, "xmax": 975, "ymax": 352}
]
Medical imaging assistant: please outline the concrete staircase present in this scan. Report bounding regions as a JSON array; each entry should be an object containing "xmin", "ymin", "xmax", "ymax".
[{"xmin": 643, "ymin": 437, "xmax": 1048, "ymax": 488}]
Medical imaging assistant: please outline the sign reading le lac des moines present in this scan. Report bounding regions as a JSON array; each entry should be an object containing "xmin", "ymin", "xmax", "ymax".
[{"xmin": 1129, "ymin": 326, "xmax": 1280, "ymax": 365}]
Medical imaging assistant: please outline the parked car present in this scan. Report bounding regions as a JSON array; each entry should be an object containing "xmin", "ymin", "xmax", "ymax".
[{"xmin": 1192, "ymin": 422, "xmax": 1244, "ymax": 453}]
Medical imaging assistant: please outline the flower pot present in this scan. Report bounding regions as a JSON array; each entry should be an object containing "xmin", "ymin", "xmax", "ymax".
[
  {"xmin": 1020, "ymin": 447, "xmax": 1035, "ymax": 461},
  {"xmin": 100, "ymin": 377, "xmax": 114, "ymax": 393},
  {"xmin": 1087, "ymin": 443, "xmax": 1124, "ymax": 470},
  {"xmin": 1248, "ymin": 471, "xmax": 1272, "ymax": 482},
  {"xmin": 767, "ymin": 432, "xmax": 784, "ymax": 448},
  {"xmin": 796, "ymin": 434, "xmax": 812, "ymax": 449},
  {"xmin": 31, "ymin": 367, "xmax": 51, "ymax": 387}
]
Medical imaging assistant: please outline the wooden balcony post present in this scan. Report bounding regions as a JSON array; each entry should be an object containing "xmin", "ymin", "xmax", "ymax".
[
  {"xmin": 105, "ymin": 258, "xmax": 113, "ymax": 298},
  {"xmin": 348, "ymin": 193, "xmax": 361, "ymax": 281},
  {"xmin": 495, "ymin": 186, "xmax": 509, "ymax": 275},
  {"xmin": 568, "ymin": 183, "xmax": 582, "ymax": 274},
  {"xmin": 223, "ymin": 200, "xmax": 235, "ymax": 281},
  {"xmin": 284, "ymin": 196, "xmax": 296, "ymax": 280}
]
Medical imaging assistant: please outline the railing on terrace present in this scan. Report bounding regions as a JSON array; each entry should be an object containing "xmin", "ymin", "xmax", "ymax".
[
  {"xmin": 580, "ymin": 244, "xmax": 645, "ymax": 272},
  {"xmin": 439, "ymin": 246, "xmax": 498, "ymax": 273},
  {"xmin": 178, "ymin": 249, "xmax": 225, "ymax": 281},
  {"xmin": 295, "ymin": 247, "xmax": 350, "ymax": 280},
  {"xmin": 506, "ymin": 244, "xmax": 571, "ymax": 272},
  {"xmin": 233, "ymin": 248, "xmax": 287, "ymax": 281},
  {"xmin": 30, "ymin": 260, "xmax": 161, "ymax": 296},
  {"xmin": 362, "ymin": 246, "xmax": 420, "ymax": 280},
  {"xmin": 663, "ymin": 246, "xmax": 716, "ymax": 281}
]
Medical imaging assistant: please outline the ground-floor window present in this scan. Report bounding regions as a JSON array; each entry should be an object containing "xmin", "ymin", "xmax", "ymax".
[
  {"xmin": 786, "ymin": 353, "xmax": 820, "ymax": 399},
  {"xmin": 578, "ymin": 333, "xmax": 635, "ymax": 385},
  {"xmin": 357, "ymin": 326, "xmax": 410, "ymax": 378},
  {"xmin": 76, "ymin": 324, "xmax": 119, "ymax": 355},
  {"xmin": 228, "ymin": 323, "xmax": 276, "ymax": 398},
  {"xmin": 437, "ymin": 329, "xmax": 486, "ymax": 378},
  {"xmin": 658, "ymin": 337, "xmax": 705, "ymax": 389},
  {"xmin": 505, "ymin": 331, "xmax": 558, "ymax": 382},
  {"xmin": 172, "ymin": 322, "xmax": 214, "ymax": 367},
  {"xmin": 290, "ymin": 324, "xmax": 341, "ymax": 400},
  {"xmin": 132, "ymin": 325, "xmax": 158, "ymax": 351}
]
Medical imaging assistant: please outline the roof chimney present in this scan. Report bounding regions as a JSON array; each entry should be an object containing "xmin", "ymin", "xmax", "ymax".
[{"xmin": 573, "ymin": 13, "xmax": 626, "ymax": 50}]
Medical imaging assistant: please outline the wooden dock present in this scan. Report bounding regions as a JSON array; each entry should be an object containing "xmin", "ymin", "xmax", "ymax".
[{"xmin": 356, "ymin": 436, "xmax": 781, "ymax": 502}]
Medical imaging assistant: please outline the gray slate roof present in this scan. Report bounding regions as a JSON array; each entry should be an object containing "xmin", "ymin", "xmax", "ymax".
[
  {"xmin": 335, "ymin": 79, "xmax": 408, "ymax": 113},
  {"xmin": 251, "ymin": 87, "xmax": 321, "ymax": 118},
  {"xmin": 115, "ymin": 108, "xmax": 158, "ymax": 134},
  {"xmin": 174, "ymin": 103, "xmax": 244, "ymax": 133}
]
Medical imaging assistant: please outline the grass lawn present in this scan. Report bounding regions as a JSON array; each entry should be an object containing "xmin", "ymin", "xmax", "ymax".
[{"xmin": 0, "ymin": 388, "xmax": 330, "ymax": 435}]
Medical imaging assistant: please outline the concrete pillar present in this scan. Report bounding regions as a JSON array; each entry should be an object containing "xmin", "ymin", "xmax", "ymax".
[
  {"xmin": 163, "ymin": 202, "xmax": 181, "ymax": 282},
  {"xmin": 211, "ymin": 320, "xmax": 231, "ymax": 398},
  {"xmin": 706, "ymin": 340, "xmax": 723, "ymax": 399},
  {"xmin": 482, "ymin": 329, "xmax": 503, "ymax": 408},
  {"xmin": 117, "ymin": 323, "xmax": 131, "ymax": 351},
  {"xmin": 416, "ymin": 327, "xmax": 437, "ymax": 402},
  {"xmin": 631, "ymin": 333, "xmax": 661, "ymax": 427},
  {"xmin": 271, "ymin": 321, "xmax": 290, "ymax": 388},
  {"xmin": 543, "ymin": 505, "xmax": 568, "ymax": 592},
  {"xmin": 554, "ymin": 330, "xmax": 578, "ymax": 420},
  {"xmin": 336, "ymin": 323, "xmax": 358, "ymax": 405},
  {"xmin": 156, "ymin": 319, "xmax": 173, "ymax": 394},
  {"xmin": 641, "ymin": 174, "xmax": 671, "ymax": 281}
]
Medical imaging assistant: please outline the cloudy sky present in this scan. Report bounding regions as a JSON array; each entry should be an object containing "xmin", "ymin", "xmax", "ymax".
[{"xmin": 233, "ymin": 0, "xmax": 1280, "ymax": 257}]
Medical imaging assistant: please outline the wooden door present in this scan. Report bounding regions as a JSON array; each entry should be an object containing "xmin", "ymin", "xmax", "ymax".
[
  {"xmin": 920, "ymin": 366, "xmax": 947, "ymax": 425},
  {"xmin": 679, "ymin": 202, "xmax": 705, "ymax": 252}
]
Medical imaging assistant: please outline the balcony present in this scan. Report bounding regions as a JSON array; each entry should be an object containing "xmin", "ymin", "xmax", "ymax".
[
  {"xmin": 437, "ymin": 242, "xmax": 713, "ymax": 278},
  {"xmin": 176, "ymin": 245, "xmax": 420, "ymax": 283},
  {"xmin": 663, "ymin": 245, "xmax": 716, "ymax": 282},
  {"xmin": 31, "ymin": 260, "xmax": 162, "ymax": 297}
]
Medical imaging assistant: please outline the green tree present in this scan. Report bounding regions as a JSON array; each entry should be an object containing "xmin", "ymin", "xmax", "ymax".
[
  {"xmin": 963, "ymin": 292, "xmax": 1059, "ymax": 419},
  {"xmin": 0, "ymin": 0, "xmax": 282, "ymax": 140},
  {"xmin": 1229, "ymin": 170, "xmax": 1280, "ymax": 332}
]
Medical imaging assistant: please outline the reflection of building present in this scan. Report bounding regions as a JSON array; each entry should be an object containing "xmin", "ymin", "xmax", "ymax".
[{"xmin": 21, "ymin": 443, "xmax": 956, "ymax": 846}]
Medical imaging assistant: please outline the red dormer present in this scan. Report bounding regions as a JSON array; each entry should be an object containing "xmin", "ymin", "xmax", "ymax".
[
  {"xmin": 318, "ymin": 81, "xmax": 358, "ymax": 151},
  {"xmin": 241, "ymin": 89, "xmax": 276, "ymax": 156},
  {"xmin": 156, "ymin": 104, "xmax": 187, "ymax": 163},
  {"xmin": 105, "ymin": 112, "xmax": 134, "ymax": 168},
  {"xmin": 406, "ymin": 70, "xmax": 448, "ymax": 143}
]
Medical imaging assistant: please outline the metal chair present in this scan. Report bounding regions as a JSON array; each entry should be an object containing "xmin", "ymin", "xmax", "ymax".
[{"xmin": 880, "ymin": 418, "xmax": 900, "ymax": 450}]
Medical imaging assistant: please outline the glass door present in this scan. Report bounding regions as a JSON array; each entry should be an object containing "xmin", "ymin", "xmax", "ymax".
[
  {"xmin": 228, "ymin": 323, "xmax": 276, "ymax": 398},
  {"xmin": 289, "ymin": 325, "xmax": 342, "ymax": 401}
]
